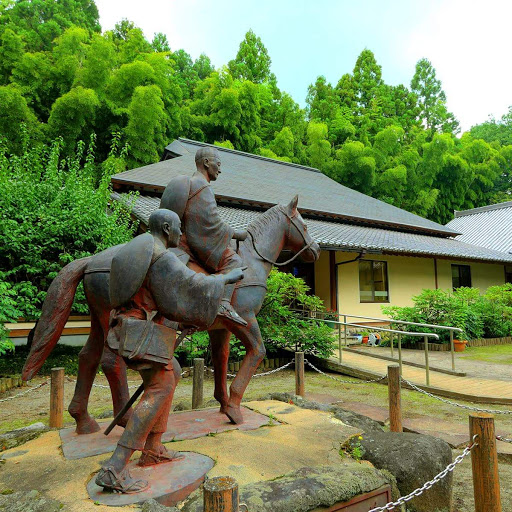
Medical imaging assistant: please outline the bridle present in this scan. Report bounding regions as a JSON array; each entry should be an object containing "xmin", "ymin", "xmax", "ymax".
[{"xmin": 247, "ymin": 208, "xmax": 317, "ymax": 267}]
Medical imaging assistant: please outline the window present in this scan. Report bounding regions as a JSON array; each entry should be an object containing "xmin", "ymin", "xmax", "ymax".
[
  {"xmin": 359, "ymin": 260, "xmax": 389, "ymax": 303},
  {"xmin": 452, "ymin": 264, "xmax": 471, "ymax": 289},
  {"xmin": 506, "ymin": 265, "xmax": 512, "ymax": 284}
]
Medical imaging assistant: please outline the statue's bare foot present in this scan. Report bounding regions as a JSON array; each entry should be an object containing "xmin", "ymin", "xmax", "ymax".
[
  {"xmin": 138, "ymin": 444, "xmax": 184, "ymax": 467},
  {"xmin": 73, "ymin": 414, "xmax": 101, "ymax": 435},
  {"xmin": 225, "ymin": 404, "xmax": 244, "ymax": 425}
]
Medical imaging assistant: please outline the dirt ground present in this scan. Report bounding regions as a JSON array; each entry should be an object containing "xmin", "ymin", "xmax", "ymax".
[{"xmin": 1, "ymin": 367, "xmax": 512, "ymax": 511}]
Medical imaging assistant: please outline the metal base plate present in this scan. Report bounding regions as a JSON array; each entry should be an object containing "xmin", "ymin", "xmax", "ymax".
[
  {"xmin": 87, "ymin": 452, "xmax": 214, "ymax": 507},
  {"xmin": 60, "ymin": 407, "xmax": 274, "ymax": 460}
]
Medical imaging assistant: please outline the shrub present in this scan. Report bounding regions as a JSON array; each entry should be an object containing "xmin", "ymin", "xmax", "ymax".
[
  {"xmin": 383, "ymin": 285, "xmax": 512, "ymax": 343},
  {"xmin": 0, "ymin": 130, "xmax": 137, "ymax": 326}
]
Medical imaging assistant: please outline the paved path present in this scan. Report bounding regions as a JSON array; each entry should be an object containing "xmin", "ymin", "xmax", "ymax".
[{"xmin": 324, "ymin": 349, "xmax": 512, "ymax": 405}]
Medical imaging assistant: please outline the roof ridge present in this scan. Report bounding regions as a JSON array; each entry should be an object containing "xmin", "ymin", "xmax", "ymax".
[
  {"xmin": 177, "ymin": 138, "xmax": 321, "ymax": 173},
  {"xmin": 454, "ymin": 201, "xmax": 512, "ymax": 217}
]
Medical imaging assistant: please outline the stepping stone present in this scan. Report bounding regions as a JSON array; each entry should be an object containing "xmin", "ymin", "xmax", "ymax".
[
  {"xmin": 60, "ymin": 407, "xmax": 274, "ymax": 460},
  {"xmin": 87, "ymin": 452, "xmax": 214, "ymax": 507}
]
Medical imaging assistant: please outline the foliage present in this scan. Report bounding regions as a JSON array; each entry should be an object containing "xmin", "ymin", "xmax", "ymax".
[
  {"xmin": 257, "ymin": 269, "xmax": 336, "ymax": 358},
  {"xmin": 0, "ymin": 129, "xmax": 136, "ymax": 322},
  {"xmin": 383, "ymin": 285, "xmax": 512, "ymax": 343},
  {"xmin": 1, "ymin": 4, "xmax": 512, "ymax": 224}
]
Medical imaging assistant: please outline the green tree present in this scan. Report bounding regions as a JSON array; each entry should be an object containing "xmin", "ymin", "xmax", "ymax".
[
  {"xmin": 0, "ymin": 27, "xmax": 24, "ymax": 85},
  {"xmin": 306, "ymin": 75, "xmax": 337, "ymax": 122},
  {"xmin": 352, "ymin": 49, "xmax": 383, "ymax": 111},
  {"xmin": 151, "ymin": 32, "xmax": 170, "ymax": 52},
  {"xmin": 331, "ymin": 141, "xmax": 375, "ymax": 194},
  {"xmin": 306, "ymin": 121, "xmax": 331, "ymax": 170},
  {"xmin": 411, "ymin": 58, "xmax": 459, "ymax": 134},
  {"xmin": 228, "ymin": 29, "xmax": 273, "ymax": 84}
]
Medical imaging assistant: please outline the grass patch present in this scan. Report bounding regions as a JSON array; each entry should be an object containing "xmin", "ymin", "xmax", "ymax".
[{"xmin": 460, "ymin": 345, "xmax": 512, "ymax": 364}]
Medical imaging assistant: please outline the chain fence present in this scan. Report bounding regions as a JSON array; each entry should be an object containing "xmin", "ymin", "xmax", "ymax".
[
  {"xmin": 0, "ymin": 380, "xmax": 49, "ymax": 403},
  {"xmin": 304, "ymin": 359, "xmax": 387, "ymax": 384},
  {"xmin": 401, "ymin": 377, "xmax": 512, "ymax": 415},
  {"xmin": 496, "ymin": 434, "xmax": 512, "ymax": 443},
  {"xmin": 369, "ymin": 435, "xmax": 478, "ymax": 512}
]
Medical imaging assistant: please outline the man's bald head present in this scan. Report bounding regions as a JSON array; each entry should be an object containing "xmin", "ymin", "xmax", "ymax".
[
  {"xmin": 195, "ymin": 146, "xmax": 219, "ymax": 165},
  {"xmin": 149, "ymin": 209, "xmax": 182, "ymax": 248}
]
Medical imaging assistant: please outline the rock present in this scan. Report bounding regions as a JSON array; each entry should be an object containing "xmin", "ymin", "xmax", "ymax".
[
  {"xmin": 0, "ymin": 490, "xmax": 62, "ymax": 512},
  {"xmin": 182, "ymin": 464, "xmax": 395, "ymax": 512},
  {"xmin": 0, "ymin": 423, "xmax": 49, "ymax": 452},
  {"xmin": 172, "ymin": 402, "xmax": 188, "ymax": 412},
  {"xmin": 355, "ymin": 431, "xmax": 452, "ymax": 512},
  {"xmin": 95, "ymin": 409, "xmax": 113, "ymax": 419},
  {"xmin": 264, "ymin": 392, "xmax": 383, "ymax": 433},
  {"xmin": 139, "ymin": 498, "xmax": 179, "ymax": 511}
]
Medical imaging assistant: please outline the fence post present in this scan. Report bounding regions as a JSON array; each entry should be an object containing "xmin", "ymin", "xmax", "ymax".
[
  {"xmin": 49, "ymin": 367, "xmax": 65, "ymax": 428},
  {"xmin": 295, "ymin": 352, "xmax": 305, "ymax": 397},
  {"xmin": 469, "ymin": 413, "xmax": 501, "ymax": 512},
  {"xmin": 204, "ymin": 476, "xmax": 239, "ymax": 512},
  {"xmin": 390, "ymin": 332, "xmax": 394, "ymax": 358},
  {"xmin": 192, "ymin": 358, "xmax": 204, "ymax": 410},
  {"xmin": 450, "ymin": 330, "xmax": 455, "ymax": 372},
  {"xmin": 387, "ymin": 365, "xmax": 402, "ymax": 432},
  {"xmin": 343, "ymin": 315, "xmax": 347, "ymax": 347},
  {"xmin": 398, "ymin": 333, "xmax": 403, "ymax": 376},
  {"xmin": 423, "ymin": 335, "xmax": 430, "ymax": 386}
]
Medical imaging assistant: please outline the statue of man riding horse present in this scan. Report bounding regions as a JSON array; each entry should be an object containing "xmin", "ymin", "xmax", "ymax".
[{"xmin": 22, "ymin": 146, "xmax": 320, "ymax": 456}]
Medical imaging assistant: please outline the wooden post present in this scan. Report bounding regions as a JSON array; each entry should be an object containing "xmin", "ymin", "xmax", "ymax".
[
  {"xmin": 469, "ymin": 413, "xmax": 501, "ymax": 512},
  {"xmin": 49, "ymin": 367, "xmax": 65, "ymax": 428},
  {"xmin": 423, "ymin": 335, "xmax": 430, "ymax": 386},
  {"xmin": 192, "ymin": 358, "xmax": 204, "ymax": 410},
  {"xmin": 204, "ymin": 476, "xmax": 239, "ymax": 512},
  {"xmin": 0, "ymin": 378, "xmax": 6, "ymax": 393},
  {"xmin": 295, "ymin": 352, "xmax": 305, "ymax": 397},
  {"xmin": 388, "ymin": 365, "xmax": 402, "ymax": 432}
]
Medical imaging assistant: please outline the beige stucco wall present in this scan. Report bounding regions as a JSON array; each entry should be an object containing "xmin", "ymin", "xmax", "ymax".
[{"xmin": 313, "ymin": 250, "xmax": 506, "ymax": 318}]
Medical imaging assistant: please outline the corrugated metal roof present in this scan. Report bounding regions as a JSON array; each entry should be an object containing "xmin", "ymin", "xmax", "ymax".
[
  {"xmin": 112, "ymin": 138, "xmax": 459, "ymax": 237},
  {"xmin": 113, "ymin": 193, "xmax": 512, "ymax": 264},
  {"xmin": 446, "ymin": 202, "xmax": 512, "ymax": 254}
]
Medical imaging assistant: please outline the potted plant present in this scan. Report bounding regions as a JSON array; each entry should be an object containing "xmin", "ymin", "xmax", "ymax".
[
  {"xmin": 323, "ymin": 310, "xmax": 338, "ymax": 329},
  {"xmin": 453, "ymin": 339, "xmax": 468, "ymax": 352}
]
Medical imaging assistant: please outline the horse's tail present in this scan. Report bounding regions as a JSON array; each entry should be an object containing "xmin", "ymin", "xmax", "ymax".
[{"xmin": 22, "ymin": 256, "xmax": 92, "ymax": 381}]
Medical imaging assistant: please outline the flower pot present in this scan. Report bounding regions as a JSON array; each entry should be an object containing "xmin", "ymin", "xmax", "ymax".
[
  {"xmin": 453, "ymin": 339, "xmax": 467, "ymax": 352},
  {"xmin": 362, "ymin": 336, "xmax": 369, "ymax": 344}
]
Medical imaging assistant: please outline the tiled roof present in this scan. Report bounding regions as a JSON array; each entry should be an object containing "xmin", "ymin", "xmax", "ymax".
[
  {"xmin": 112, "ymin": 138, "xmax": 459, "ymax": 237},
  {"xmin": 446, "ymin": 201, "xmax": 512, "ymax": 253},
  {"xmin": 113, "ymin": 193, "xmax": 512, "ymax": 264}
]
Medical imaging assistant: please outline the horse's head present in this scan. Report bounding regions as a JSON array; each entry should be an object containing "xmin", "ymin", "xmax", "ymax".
[{"xmin": 283, "ymin": 195, "xmax": 320, "ymax": 263}]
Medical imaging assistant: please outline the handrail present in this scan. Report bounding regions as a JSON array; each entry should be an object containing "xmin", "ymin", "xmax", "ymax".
[
  {"xmin": 327, "ymin": 320, "xmax": 439, "ymax": 340},
  {"xmin": 294, "ymin": 309, "xmax": 463, "ymax": 333}
]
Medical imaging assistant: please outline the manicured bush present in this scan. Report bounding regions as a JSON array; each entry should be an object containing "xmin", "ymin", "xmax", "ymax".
[{"xmin": 382, "ymin": 285, "xmax": 512, "ymax": 343}]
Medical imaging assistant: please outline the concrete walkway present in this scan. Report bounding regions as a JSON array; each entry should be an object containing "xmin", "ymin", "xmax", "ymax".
[{"xmin": 319, "ymin": 348, "xmax": 512, "ymax": 405}]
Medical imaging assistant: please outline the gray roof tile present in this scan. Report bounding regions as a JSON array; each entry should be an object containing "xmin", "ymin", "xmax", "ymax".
[
  {"xmin": 113, "ymin": 193, "xmax": 512, "ymax": 264},
  {"xmin": 112, "ymin": 138, "xmax": 459, "ymax": 237}
]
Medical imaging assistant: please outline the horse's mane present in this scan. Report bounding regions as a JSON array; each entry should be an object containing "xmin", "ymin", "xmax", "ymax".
[{"xmin": 247, "ymin": 204, "xmax": 286, "ymax": 239}]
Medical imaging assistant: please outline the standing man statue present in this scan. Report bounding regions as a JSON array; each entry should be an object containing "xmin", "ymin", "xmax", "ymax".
[
  {"xmin": 160, "ymin": 146, "xmax": 248, "ymax": 327},
  {"xmin": 95, "ymin": 208, "xmax": 244, "ymax": 493}
]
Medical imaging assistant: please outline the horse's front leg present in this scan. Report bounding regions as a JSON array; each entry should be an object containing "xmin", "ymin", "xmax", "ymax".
[
  {"xmin": 224, "ymin": 316, "xmax": 265, "ymax": 424},
  {"xmin": 209, "ymin": 328, "xmax": 231, "ymax": 413}
]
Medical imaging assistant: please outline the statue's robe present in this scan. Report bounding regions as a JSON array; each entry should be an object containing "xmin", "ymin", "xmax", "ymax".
[{"xmin": 161, "ymin": 172, "xmax": 235, "ymax": 272}]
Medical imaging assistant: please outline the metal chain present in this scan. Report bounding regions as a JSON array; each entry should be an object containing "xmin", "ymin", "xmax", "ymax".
[
  {"xmin": 369, "ymin": 435, "xmax": 478, "ymax": 512},
  {"xmin": 304, "ymin": 359, "xmax": 387, "ymax": 384},
  {"xmin": 0, "ymin": 380, "xmax": 49, "ymax": 403},
  {"xmin": 65, "ymin": 377, "xmax": 140, "ymax": 390},
  {"xmin": 239, "ymin": 504, "xmax": 248, "ymax": 512},
  {"xmin": 496, "ymin": 435, "xmax": 512, "ymax": 443},
  {"xmin": 402, "ymin": 377, "xmax": 512, "ymax": 415},
  {"xmin": 206, "ymin": 360, "xmax": 294, "ymax": 379}
]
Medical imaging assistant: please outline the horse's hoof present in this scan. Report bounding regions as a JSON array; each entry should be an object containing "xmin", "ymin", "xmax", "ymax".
[
  {"xmin": 225, "ymin": 405, "xmax": 244, "ymax": 425},
  {"xmin": 219, "ymin": 404, "xmax": 228, "ymax": 414},
  {"xmin": 75, "ymin": 417, "xmax": 101, "ymax": 435}
]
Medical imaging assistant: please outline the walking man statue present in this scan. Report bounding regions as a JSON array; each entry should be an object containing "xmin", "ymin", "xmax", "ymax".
[{"xmin": 95, "ymin": 208, "xmax": 244, "ymax": 493}]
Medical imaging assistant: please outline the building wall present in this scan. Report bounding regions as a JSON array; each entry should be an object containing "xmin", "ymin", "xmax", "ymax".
[{"xmin": 313, "ymin": 250, "xmax": 506, "ymax": 319}]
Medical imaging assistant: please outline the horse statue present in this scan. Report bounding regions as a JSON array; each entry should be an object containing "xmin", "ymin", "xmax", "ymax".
[{"xmin": 22, "ymin": 195, "xmax": 320, "ymax": 433}]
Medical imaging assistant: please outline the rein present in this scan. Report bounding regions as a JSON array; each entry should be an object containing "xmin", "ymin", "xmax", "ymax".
[{"xmin": 247, "ymin": 210, "xmax": 316, "ymax": 267}]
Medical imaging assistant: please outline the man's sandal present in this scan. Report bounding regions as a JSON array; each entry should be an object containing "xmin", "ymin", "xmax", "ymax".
[
  {"xmin": 95, "ymin": 466, "xmax": 148, "ymax": 494},
  {"xmin": 138, "ymin": 446, "xmax": 184, "ymax": 467}
]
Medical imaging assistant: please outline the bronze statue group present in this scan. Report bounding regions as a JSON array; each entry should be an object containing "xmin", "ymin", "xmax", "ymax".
[{"xmin": 22, "ymin": 146, "xmax": 320, "ymax": 494}]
